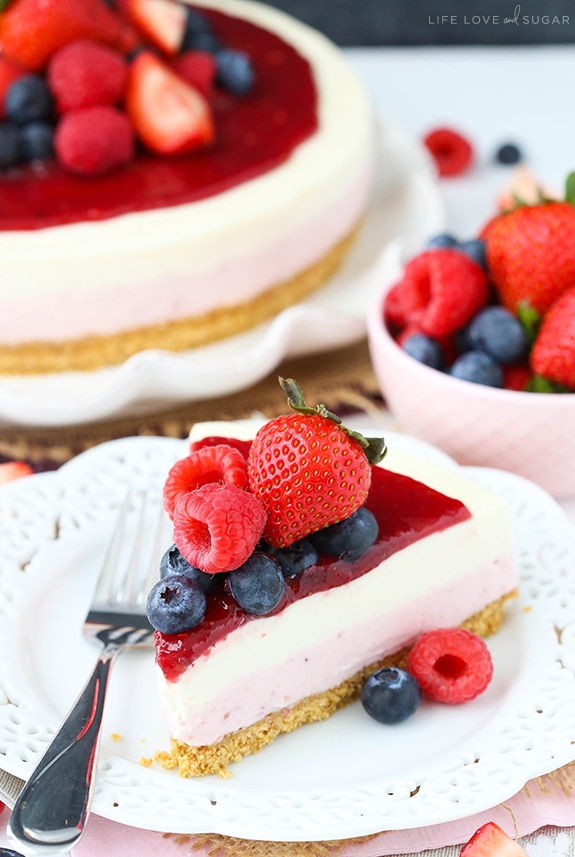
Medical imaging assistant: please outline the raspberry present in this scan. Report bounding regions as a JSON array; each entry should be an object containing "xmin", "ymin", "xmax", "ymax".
[
  {"xmin": 163, "ymin": 443, "xmax": 248, "ymax": 519},
  {"xmin": 54, "ymin": 105, "xmax": 134, "ymax": 176},
  {"xmin": 502, "ymin": 364, "xmax": 532, "ymax": 391},
  {"xmin": 389, "ymin": 249, "xmax": 490, "ymax": 338},
  {"xmin": 173, "ymin": 483, "xmax": 267, "ymax": 574},
  {"xmin": 407, "ymin": 628, "xmax": 493, "ymax": 704},
  {"xmin": 424, "ymin": 127, "xmax": 474, "ymax": 178},
  {"xmin": 48, "ymin": 39, "xmax": 128, "ymax": 113}
]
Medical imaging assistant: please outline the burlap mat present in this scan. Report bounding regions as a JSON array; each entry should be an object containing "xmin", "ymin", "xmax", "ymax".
[{"xmin": 0, "ymin": 340, "xmax": 381, "ymax": 467}]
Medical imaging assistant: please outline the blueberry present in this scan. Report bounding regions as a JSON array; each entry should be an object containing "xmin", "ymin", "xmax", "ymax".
[
  {"xmin": 262, "ymin": 538, "xmax": 318, "ymax": 578},
  {"xmin": 184, "ymin": 30, "xmax": 222, "ymax": 54},
  {"xmin": 495, "ymin": 143, "xmax": 522, "ymax": 165},
  {"xmin": 0, "ymin": 850, "xmax": 26, "ymax": 857},
  {"xmin": 5, "ymin": 75, "xmax": 54, "ymax": 125},
  {"xmin": 361, "ymin": 667, "xmax": 421, "ymax": 724},
  {"xmin": 0, "ymin": 122, "xmax": 21, "ymax": 169},
  {"xmin": 160, "ymin": 543, "xmax": 217, "ymax": 593},
  {"xmin": 216, "ymin": 49, "xmax": 255, "ymax": 95},
  {"xmin": 308, "ymin": 507, "xmax": 378, "ymax": 561},
  {"xmin": 228, "ymin": 552, "xmax": 285, "ymax": 615},
  {"xmin": 466, "ymin": 305, "xmax": 530, "ymax": 365},
  {"xmin": 401, "ymin": 333, "xmax": 444, "ymax": 370},
  {"xmin": 449, "ymin": 350, "xmax": 504, "ymax": 387},
  {"xmin": 146, "ymin": 573, "xmax": 207, "ymax": 634},
  {"xmin": 425, "ymin": 232, "xmax": 458, "ymax": 249},
  {"xmin": 19, "ymin": 121, "xmax": 54, "ymax": 162},
  {"xmin": 181, "ymin": 7, "xmax": 214, "ymax": 48},
  {"xmin": 459, "ymin": 238, "xmax": 487, "ymax": 270}
]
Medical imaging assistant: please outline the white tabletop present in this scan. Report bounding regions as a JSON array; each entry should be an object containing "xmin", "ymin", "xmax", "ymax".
[{"xmin": 348, "ymin": 44, "xmax": 575, "ymax": 236}]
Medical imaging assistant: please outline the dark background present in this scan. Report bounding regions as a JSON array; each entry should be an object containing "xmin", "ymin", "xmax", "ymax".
[{"xmin": 263, "ymin": 1, "xmax": 575, "ymax": 45}]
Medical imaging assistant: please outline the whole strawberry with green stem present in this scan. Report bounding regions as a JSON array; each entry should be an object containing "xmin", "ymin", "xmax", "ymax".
[
  {"xmin": 481, "ymin": 175, "xmax": 575, "ymax": 316},
  {"xmin": 247, "ymin": 378, "xmax": 387, "ymax": 548},
  {"xmin": 530, "ymin": 286, "xmax": 575, "ymax": 391}
]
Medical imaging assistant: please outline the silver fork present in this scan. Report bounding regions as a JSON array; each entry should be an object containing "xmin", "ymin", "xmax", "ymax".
[{"xmin": 7, "ymin": 490, "xmax": 165, "ymax": 857}]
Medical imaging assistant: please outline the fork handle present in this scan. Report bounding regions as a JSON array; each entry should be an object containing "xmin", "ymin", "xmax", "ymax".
[{"xmin": 7, "ymin": 643, "xmax": 120, "ymax": 857}]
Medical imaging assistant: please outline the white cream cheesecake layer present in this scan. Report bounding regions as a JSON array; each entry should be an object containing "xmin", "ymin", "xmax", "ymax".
[
  {"xmin": 0, "ymin": 0, "xmax": 373, "ymax": 343},
  {"xmin": 157, "ymin": 441, "xmax": 517, "ymax": 747}
]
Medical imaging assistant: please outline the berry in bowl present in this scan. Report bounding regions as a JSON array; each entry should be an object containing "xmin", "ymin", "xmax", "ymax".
[{"xmin": 367, "ymin": 179, "xmax": 575, "ymax": 500}]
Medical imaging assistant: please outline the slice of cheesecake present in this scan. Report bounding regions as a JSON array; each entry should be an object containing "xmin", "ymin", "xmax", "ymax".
[{"xmin": 148, "ymin": 416, "xmax": 517, "ymax": 779}]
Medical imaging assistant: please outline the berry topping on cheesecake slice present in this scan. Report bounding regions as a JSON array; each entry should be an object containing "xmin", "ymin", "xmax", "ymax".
[{"xmin": 145, "ymin": 379, "xmax": 517, "ymax": 778}]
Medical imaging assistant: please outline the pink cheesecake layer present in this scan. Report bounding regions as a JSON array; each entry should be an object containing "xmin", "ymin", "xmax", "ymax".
[
  {"xmin": 160, "ymin": 548, "xmax": 515, "ymax": 747},
  {"xmin": 0, "ymin": 165, "xmax": 370, "ymax": 344}
]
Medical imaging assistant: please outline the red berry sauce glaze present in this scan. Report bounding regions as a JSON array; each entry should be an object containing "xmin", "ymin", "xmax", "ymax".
[
  {"xmin": 0, "ymin": 10, "xmax": 318, "ymax": 230},
  {"xmin": 156, "ymin": 438, "xmax": 471, "ymax": 682}
]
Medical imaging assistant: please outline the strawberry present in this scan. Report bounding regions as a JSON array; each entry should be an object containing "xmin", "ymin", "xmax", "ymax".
[
  {"xmin": 0, "ymin": 0, "xmax": 139, "ymax": 71},
  {"xmin": 247, "ymin": 378, "xmax": 386, "ymax": 549},
  {"xmin": 0, "ymin": 55, "xmax": 26, "ymax": 118},
  {"xmin": 460, "ymin": 822, "xmax": 529, "ymax": 856},
  {"xmin": 48, "ymin": 40, "xmax": 128, "ymax": 113},
  {"xmin": 171, "ymin": 50, "xmax": 216, "ymax": 98},
  {"xmin": 423, "ymin": 127, "xmax": 473, "ymax": 178},
  {"xmin": 481, "ymin": 201, "xmax": 575, "ymax": 315},
  {"xmin": 0, "ymin": 460, "xmax": 33, "ymax": 485},
  {"xmin": 407, "ymin": 628, "xmax": 493, "ymax": 704},
  {"xmin": 530, "ymin": 286, "xmax": 575, "ymax": 390},
  {"xmin": 125, "ymin": 51, "xmax": 215, "ymax": 155},
  {"xmin": 163, "ymin": 443, "xmax": 248, "ymax": 520},
  {"xmin": 54, "ymin": 105, "xmax": 135, "ymax": 176},
  {"xmin": 173, "ymin": 483, "xmax": 267, "ymax": 574},
  {"xmin": 121, "ymin": 0, "xmax": 187, "ymax": 54},
  {"xmin": 386, "ymin": 249, "xmax": 490, "ymax": 338}
]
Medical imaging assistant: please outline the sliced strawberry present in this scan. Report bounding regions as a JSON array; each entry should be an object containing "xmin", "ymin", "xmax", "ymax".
[
  {"xmin": 122, "ymin": 0, "xmax": 186, "ymax": 54},
  {"xmin": 171, "ymin": 50, "xmax": 216, "ymax": 98},
  {"xmin": 0, "ymin": 55, "xmax": 26, "ymax": 118},
  {"xmin": 460, "ymin": 822, "xmax": 529, "ymax": 856},
  {"xmin": 0, "ymin": 0, "xmax": 139, "ymax": 71},
  {"xmin": 126, "ymin": 51, "xmax": 215, "ymax": 155},
  {"xmin": 0, "ymin": 460, "xmax": 33, "ymax": 485}
]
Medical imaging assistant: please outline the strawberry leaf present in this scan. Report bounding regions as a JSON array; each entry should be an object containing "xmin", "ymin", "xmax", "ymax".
[
  {"xmin": 0, "ymin": 0, "xmax": 14, "ymax": 9},
  {"xmin": 279, "ymin": 377, "xmax": 387, "ymax": 465},
  {"xmin": 565, "ymin": 172, "xmax": 575, "ymax": 205},
  {"xmin": 527, "ymin": 375, "xmax": 572, "ymax": 394},
  {"xmin": 516, "ymin": 300, "xmax": 542, "ymax": 344}
]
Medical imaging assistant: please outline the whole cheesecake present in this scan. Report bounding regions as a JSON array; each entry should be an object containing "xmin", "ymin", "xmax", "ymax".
[
  {"xmin": 147, "ymin": 411, "xmax": 518, "ymax": 779},
  {"xmin": 0, "ymin": 0, "xmax": 373, "ymax": 374}
]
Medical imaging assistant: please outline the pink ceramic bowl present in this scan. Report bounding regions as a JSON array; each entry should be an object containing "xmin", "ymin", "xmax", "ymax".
[{"xmin": 366, "ymin": 247, "xmax": 575, "ymax": 500}]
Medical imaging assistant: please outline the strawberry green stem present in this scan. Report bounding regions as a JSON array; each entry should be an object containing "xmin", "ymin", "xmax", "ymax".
[{"xmin": 278, "ymin": 377, "xmax": 387, "ymax": 465}]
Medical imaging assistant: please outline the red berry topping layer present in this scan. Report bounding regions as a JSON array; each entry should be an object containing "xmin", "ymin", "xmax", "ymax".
[
  {"xmin": 0, "ymin": 9, "xmax": 318, "ymax": 230},
  {"xmin": 155, "ymin": 452, "xmax": 471, "ymax": 681}
]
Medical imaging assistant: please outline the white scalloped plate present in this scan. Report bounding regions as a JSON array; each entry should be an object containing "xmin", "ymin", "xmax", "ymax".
[
  {"xmin": 0, "ymin": 115, "xmax": 443, "ymax": 428},
  {"xmin": 0, "ymin": 432, "xmax": 574, "ymax": 842}
]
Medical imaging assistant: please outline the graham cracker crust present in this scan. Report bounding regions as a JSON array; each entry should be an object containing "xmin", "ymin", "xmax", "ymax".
[
  {"xmin": 152, "ymin": 589, "xmax": 518, "ymax": 779},
  {"xmin": 0, "ymin": 223, "xmax": 361, "ymax": 375}
]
